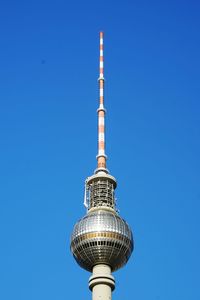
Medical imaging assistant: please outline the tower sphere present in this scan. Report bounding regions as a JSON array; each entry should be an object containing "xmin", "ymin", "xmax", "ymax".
[{"xmin": 70, "ymin": 209, "xmax": 133, "ymax": 272}]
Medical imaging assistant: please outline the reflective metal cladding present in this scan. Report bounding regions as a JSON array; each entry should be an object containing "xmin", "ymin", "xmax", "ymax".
[{"xmin": 70, "ymin": 209, "xmax": 133, "ymax": 272}]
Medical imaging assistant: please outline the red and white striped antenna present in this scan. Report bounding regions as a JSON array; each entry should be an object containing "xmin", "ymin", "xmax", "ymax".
[{"xmin": 96, "ymin": 31, "xmax": 108, "ymax": 173}]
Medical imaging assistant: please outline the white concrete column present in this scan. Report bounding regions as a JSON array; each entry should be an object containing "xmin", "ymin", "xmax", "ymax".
[{"xmin": 89, "ymin": 264, "xmax": 115, "ymax": 300}]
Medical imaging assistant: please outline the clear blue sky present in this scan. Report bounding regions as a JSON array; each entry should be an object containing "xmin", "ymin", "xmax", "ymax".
[{"xmin": 0, "ymin": 0, "xmax": 200, "ymax": 299}]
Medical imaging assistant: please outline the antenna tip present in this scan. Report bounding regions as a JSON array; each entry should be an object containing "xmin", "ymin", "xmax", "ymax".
[{"xmin": 100, "ymin": 31, "xmax": 104, "ymax": 38}]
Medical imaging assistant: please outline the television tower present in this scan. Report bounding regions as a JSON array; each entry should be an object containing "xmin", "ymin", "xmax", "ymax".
[{"xmin": 70, "ymin": 32, "xmax": 134, "ymax": 300}]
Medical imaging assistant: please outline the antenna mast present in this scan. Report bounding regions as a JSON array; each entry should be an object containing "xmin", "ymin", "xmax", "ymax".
[{"xmin": 96, "ymin": 31, "xmax": 107, "ymax": 173}]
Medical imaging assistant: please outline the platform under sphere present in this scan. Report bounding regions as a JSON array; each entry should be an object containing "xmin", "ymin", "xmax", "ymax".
[{"xmin": 70, "ymin": 210, "xmax": 133, "ymax": 272}]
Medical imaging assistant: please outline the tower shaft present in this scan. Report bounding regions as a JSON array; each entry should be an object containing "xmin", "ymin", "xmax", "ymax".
[{"xmin": 89, "ymin": 265, "xmax": 115, "ymax": 300}]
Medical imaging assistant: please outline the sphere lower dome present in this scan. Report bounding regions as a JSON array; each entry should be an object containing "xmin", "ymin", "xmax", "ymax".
[{"xmin": 70, "ymin": 209, "xmax": 133, "ymax": 272}]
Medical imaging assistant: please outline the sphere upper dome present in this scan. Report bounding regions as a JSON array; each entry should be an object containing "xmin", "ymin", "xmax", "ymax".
[{"xmin": 70, "ymin": 209, "xmax": 133, "ymax": 272}]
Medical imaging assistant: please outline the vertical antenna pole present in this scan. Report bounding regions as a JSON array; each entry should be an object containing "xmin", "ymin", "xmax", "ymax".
[{"xmin": 96, "ymin": 31, "xmax": 107, "ymax": 173}]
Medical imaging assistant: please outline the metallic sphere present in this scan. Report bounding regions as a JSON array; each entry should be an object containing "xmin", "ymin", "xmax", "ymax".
[{"xmin": 70, "ymin": 209, "xmax": 133, "ymax": 272}]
